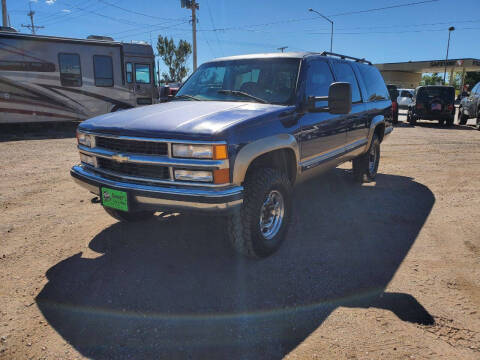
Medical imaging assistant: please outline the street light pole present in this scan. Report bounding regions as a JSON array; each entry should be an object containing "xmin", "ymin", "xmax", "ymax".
[
  {"xmin": 2, "ymin": 0, "xmax": 8, "ymax": 27},
  {"xmin": 308, "ymin": 8, "xmax": 333, "ymax": 52},
  {"xmin": 443, "ymin": 26, "xmax": 455, "ymax": 84}
]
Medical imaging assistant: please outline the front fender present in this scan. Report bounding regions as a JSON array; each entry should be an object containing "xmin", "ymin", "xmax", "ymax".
[{"xmin": 232, "ymin": 134, "xmax": 300, "ymax": 186}]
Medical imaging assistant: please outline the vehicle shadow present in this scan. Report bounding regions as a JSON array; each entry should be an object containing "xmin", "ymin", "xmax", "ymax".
[
  {"xmin": 0, "ymin": 121, "xmax": 79, "ymax": 142},
  {"xmin": 36, "ymin": 169, "xmax": 435, "ymax": 360}
]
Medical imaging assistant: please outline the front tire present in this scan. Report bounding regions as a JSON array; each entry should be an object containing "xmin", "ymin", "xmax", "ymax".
[
  {"xmin": 104, "ymin": 207, "xmax": 155, "ymax": 222},
  {"xmin": 353, "ymin": 133, "xmax": 380, "ymax": 183},
  {"xmin": 227, "ymin": 168, "xmax": 292, "ymax": 258}
]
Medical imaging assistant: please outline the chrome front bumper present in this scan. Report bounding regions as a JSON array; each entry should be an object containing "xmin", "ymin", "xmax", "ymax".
[{"xmin": 71, "ymin": 165, "xmax": 243, "ymax": 213}]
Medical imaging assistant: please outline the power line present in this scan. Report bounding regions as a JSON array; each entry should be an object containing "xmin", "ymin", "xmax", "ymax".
[
  {"xmin": 205, "ymin": 0, "xmax": 223, "ymax": 56},
  {"xmin": 328, "ymin": 0, "xmax": 440, "ymax": 17},
  {"xmin": 96, "ymin": 0, "xmax": 186, "ymax": 21},
  {"xmin": 182, "ymin": 0, "xmax": 440, "ymax": 33}
]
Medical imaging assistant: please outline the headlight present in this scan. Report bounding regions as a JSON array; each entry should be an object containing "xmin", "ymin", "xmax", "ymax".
[
  {"xmin": 174, "ymin": 169, "xmax": 213, "ymax": 182},
  {"xmin": 172, "ymin": 144, "xmax": 227, "ymax": 159},
  {"xmin": 77, "ymin": 131, "xmax": 94, "ymax": 148},
  {"xmin": 80, "ymin": 153, "xmax": 97, "ymax": 167},
  {"xmin": 172, "ymin": 144, "xmax": 213, "ymax": 159}
]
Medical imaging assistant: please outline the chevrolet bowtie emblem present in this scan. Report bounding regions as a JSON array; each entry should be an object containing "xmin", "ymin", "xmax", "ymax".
[{"xmin": 112, "ymin": 154, "xmax": 129, "ymax": 163}]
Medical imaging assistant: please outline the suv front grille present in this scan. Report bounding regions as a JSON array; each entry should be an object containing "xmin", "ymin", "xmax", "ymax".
[
  {"xmin": 97, "ymin": 158, "xmax": 170, "ymax": 180},
  {"xmin": 95, "ymin": 136, "xmax": 168, "ymax": 156}
]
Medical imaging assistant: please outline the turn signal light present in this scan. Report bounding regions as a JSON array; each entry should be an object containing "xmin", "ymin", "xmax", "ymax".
[
  {"xmin": 213, "ymin": 145, "xmax": 228, "ymax": 160},
  {"xmin": 213, "ymin": 168, "xmax": 230, "ymax": 184}
]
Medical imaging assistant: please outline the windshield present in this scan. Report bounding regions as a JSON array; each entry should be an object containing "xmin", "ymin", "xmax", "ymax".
[{"xmin": 176, "ymin": 58, "xmax": 301, "ymax": 105}]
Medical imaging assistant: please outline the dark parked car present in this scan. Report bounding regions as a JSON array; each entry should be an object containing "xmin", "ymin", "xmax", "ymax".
[
  {"xmin": 459, "ymin": 81, "xmax": 480, "ymax": 128},
  {"xmin": 407, "ymin": 85, "xmax": 455, "ymax": 126},
  {"xmin": 71, "ymin": 51, "xmax": 393, "ymax": 258},
  {"xmin": 387, "ymin": 84, "xmax": 399, "ymax": 124}
]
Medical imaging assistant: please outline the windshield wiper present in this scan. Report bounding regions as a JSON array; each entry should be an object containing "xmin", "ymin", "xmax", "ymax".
[
  {"xmin": 217, "ymin": 90, "xmax": 267, "ymax": 104},
  {"xmin": 173, "ymin": 94, "xmax": 200, "ymax": 101}
]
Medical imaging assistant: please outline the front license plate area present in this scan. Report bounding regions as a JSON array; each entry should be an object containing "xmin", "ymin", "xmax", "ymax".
[{"xmin": 101, "ymin": 187, "xmax": 129, "ymax": 212}]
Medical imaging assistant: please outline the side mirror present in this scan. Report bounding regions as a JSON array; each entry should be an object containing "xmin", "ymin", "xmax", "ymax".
[{"xmin": 307, "ymin": 82, "xmax": 352, "ymax": 114}]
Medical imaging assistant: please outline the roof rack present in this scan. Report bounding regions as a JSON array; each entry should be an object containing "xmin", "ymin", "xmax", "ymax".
[{"xmin": 320, "ymin": 51, "xmax": 372, "ymax": 65}]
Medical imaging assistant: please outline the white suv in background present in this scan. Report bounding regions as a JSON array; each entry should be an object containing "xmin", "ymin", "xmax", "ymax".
[{"xmin": 397, "ymin": 89, "xmax": 414, "ymax": 109}]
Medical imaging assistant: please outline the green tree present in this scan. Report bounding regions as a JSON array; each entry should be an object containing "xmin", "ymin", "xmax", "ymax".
[
  {"xmin": 420, "ymin": 73, "xmax": 443, "ymax": 85},
  {"xmin": 157, "ymin": 35, "xmax": 192, "ymax": 83},
  {"xmin": 464, "ymin": 71, "xmax": 480, "ymax": 88}
]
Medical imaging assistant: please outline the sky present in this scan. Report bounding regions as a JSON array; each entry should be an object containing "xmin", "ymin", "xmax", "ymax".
[{"xmin": 7, "ymin": 0, "xmax": 480, "ymax": 75}]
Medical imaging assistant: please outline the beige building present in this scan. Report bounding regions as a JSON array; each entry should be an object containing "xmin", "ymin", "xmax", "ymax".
[{"xmin": 375, "ymin": 58, "xmax": 480, "ymax": 89}]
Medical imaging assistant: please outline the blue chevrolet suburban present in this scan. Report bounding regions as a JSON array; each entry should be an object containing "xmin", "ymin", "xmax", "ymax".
[{"xmin": 71, "ymin": 51, "xmax": 393, "ymax": 258}]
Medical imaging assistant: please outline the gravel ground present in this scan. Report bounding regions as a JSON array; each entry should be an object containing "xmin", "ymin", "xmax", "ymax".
[{"xmin": 0, "ymin": 118, "xmax": 479, "ymax": 360}]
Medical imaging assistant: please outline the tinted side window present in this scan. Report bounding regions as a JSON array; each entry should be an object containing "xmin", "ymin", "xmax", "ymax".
[
  {"xmin": 475, "ymin": 83, "xmax": 480, "ymax": 94},
  {"xmin": 126, "ymin": 63, "xmax": 133, "ymax": 83},
  {"xmin": 135, "ymin": 64, "xmax": 151, "ymax": 84},
  {"xmin": 306, "ymin": 59, "xmax": 333, "ymax": 96},
  {"xmin": 333, "ymin": 62, "xmax": 361, "ymax": 102},
  {"xmin": 93, "ymin": 55, "xmax": 113, "ymax": 87},
  {"xmin": 358, "ymin": 65, "xmax": 389, "ymax": 102},
  {"xmin": 58, "ymin": 53, "xmax": 82, "ymax": 87}
]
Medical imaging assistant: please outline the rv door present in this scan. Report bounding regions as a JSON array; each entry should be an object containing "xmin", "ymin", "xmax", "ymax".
[{"xmin": 125, "ymin": 61, "xmax": 154, "ymax": 106}]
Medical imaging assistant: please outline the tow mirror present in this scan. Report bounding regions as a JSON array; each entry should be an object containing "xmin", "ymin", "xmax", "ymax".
[{"xmin": 307, "ymin": 82, "xmax": 352, "ymax": 114}]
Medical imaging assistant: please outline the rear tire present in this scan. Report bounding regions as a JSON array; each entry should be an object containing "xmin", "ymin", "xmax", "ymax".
[
  {"xmin": 407, "ymin": 111, "xmax": 416, "ymax": 126},
  {"xmin": 459, "ymin": 108, "xmax": 468, "ymax": 125},
  {"xmin": 439, "ymin": 119, "xmax": 445, "ymax": 126},
  {"xmin": 104, "ymin": 207, "xmax": 155, "ymax": 222},
  {"xmin": 446, "ymin": 116, "xmax": 454, "ymax": 127},
  {"xmin": 353, "ymin": 133, "xmax": 380, "ymax": 183},
  {"xmin": 227, "ymin": 168, "xmax": 292, "ymax": 258}
]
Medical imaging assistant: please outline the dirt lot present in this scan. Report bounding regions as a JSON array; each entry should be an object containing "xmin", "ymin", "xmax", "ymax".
[{"xmin": 0, "ymin": 119, "xmax": 479, "ymax": 360}]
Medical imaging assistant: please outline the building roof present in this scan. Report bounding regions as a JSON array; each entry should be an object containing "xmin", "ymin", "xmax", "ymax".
[{"xmin": 375, "ymin": 58, "xmax": 480, "ymax": 73}]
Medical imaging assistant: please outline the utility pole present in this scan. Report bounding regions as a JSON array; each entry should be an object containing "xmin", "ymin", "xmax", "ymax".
[
  {"xmin": 181, "ymin": 0, "xmax": 199, "ymax": 71},
  {"xmin": 21, "ymin": 3, "xmax": 44, "ymax": 34},
  {"xmin": 1, "ymin": 0, "xmax": 7, "ymax": 27},
  {"xmin": 277, "ymin": 46, "xmax": 288, "ymax": 53}
]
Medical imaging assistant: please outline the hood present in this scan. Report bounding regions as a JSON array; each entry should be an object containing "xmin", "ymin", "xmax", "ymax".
[{"xmin": 79, "ymin": 101, "xmax": 285, "ymax": 139}]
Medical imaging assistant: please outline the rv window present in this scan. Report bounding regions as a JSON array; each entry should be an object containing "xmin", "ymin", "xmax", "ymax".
[
  {"xmin": 58, "ymin": 53, "xmax": 82, "ymax": 87},
  {"xmin": 93, "ymin": 55, "xmax": 114, "ymax": 87},
  {"xmin": 126, "ymin": 63, "xmax": 133, "ymax": 83},
  {"xmin": 135, "ymin": 64, "xmax": 151, "ymax": 84}
]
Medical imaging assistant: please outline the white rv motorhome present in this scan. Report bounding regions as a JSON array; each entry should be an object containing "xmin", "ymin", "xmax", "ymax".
[{"xmin": 0, "ymin": 31, "xmax": 156, "ymax": 123}]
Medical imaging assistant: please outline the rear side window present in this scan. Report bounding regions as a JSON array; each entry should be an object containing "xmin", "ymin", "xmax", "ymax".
[
  {"xmin": 358, "ymin": 65, "xmax": 389, "ymax": 102},
  {"xmin": 58, "ymin": 53, "xmax": 82, "ymax": 87},
  {"xmin": 417, "ymin": 87, "xmax": 454, "ymax": 101},
  {"xmin": 93, "ymin": 55, "xmax": 113, "ymax": 87},
  {"xmin": 333, "ymin": 62, "xmax": 361, "ymax": 102}
]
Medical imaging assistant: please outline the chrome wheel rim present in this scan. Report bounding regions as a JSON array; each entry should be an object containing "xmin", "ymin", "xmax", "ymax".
[
  {"xmin": 259, "ymin": 190, "xmax": 285, "ymax": 240},
  {"xmin": 368, "ymin": 142, "xmax": 379, "ymax": 175}
]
